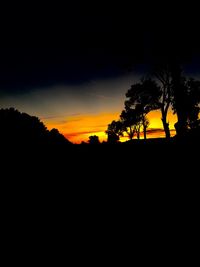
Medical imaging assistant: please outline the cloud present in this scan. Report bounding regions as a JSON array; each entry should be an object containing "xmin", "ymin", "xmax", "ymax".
[
  {"xmin": 66, "ymin": 113, "xmax": 83, "ymax": 117},
  {"xmin": 147, "ymin": 128, "xmax": 165, "ymax": 134},
  {"xmin": 40, "ymin": 115, "xmax": 65, "ymax": 120},
  {"xmin": 147, "ymin": 128, "xmax": 176, "ymax": 138},
  {"xmin": 89, "ymin": 93, "xmax": 113, "ymax": 100},
  {"xmin": 66, "ymin": 129, "xmax": 101, "ymax": 138}
]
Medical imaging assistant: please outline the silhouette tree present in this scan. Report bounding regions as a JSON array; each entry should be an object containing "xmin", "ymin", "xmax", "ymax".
[
  {"xmin": 182, "ymin": 78, "xmax": 200, "ymax": 129},
  {"xmin": 88, "ymin": 135, "xmax": 100, "ymax": 144},
  {"xmin": 125, "ymin": 79, "xmax": 160, "ymax": 139},
  {"xmin": 154, "ymin": 65, "xmax": 173, "ymax": 139},
  {"xmin": 172, "ymin": 77, "xmax": 200, "ymax": 132},
  {"xmin": 142, "ymin": 116, "xmax": 150, "ymax": 140},
  {"xmin": 105, "ymin": 120, "xmax": 123, "ymax": 143},
  {"xmin": 170, "ymin": 64, "xmax": 188, "ymax": 136},
  {"xmin": 155, "ymin": 64, "xmax": 200, "ymax": 137},
  {"xmin": 120, "ymin": 108, "xmax": 141, "ymax": 140},
  {"xmin": 107, "ymin": 66, "xmax": 200, "ymax": 143},
  {"xmin": 134, "ymin": 104, "xmax": 150, "ymax": 140},
  {"xmin": 49, "ymin": 128, "xmax": 71, "ymax": 145}
]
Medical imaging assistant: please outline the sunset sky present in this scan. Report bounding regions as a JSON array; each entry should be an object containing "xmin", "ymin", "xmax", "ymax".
[
  {"xmin": 0, "ymin": 73, "xmax": 178, "ymax": 143},
  {"xmin": 0, "ymin": 1, "xmax": 199, "ymax": 143}
]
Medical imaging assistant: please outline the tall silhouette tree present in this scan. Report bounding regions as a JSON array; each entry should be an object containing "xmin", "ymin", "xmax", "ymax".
[
  {"xmin": 170, "ymin": 64, "xmax": 188, "ymax": 136},
  {"xmin": 154, "ymin": 65, "xmax": 173, "ymax": 139},
  {"xmin": 155, "ymin": 64, "xmax": 200, "ymax": 137},
  {"xmin": 125, "ymin": 79, "xmax": 160, "ymax": 139},
  {"xmin": 172, "ymin": 77, "xmax": 200, "ymax": 132},
  {"xmin": 186, "ymin": 78, "xmax": 200, "ymax": 129}
]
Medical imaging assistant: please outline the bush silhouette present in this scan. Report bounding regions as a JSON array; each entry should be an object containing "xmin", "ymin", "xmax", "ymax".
[
  {"xmin": 0, "ymin": 108, "xmax": 71, "ymax": 146},
  {"xmin": 88, "ymin": 135, "xmax": 100, "ymax": 144}
]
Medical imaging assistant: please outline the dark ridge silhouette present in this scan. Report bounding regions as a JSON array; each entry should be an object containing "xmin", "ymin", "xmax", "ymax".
[{"xmin": 0, "ymin": 108, "xmax": 71, "ymax": 147}]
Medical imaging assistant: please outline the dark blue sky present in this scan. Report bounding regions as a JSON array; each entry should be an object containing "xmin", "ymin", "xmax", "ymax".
[
  {"xmin": 1, "ymin": 1, "xmax": 200, "ymax": 94},
  {"xmin": 1, "ymin": 1, "xmax": 199, "ymax": 143}
]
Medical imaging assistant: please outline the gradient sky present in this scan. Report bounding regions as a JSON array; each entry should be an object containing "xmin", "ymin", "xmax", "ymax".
[
  {"xmin": 0, "ymin": 1, "xmax": 199, "ymax": 143},
  {"xmin": 0, "ymin": 73, "xmax": 179, "ymax": 143}
]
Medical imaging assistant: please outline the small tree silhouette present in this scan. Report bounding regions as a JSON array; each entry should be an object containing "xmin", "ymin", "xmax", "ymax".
[
  {"xmin": 120, "ymin": 108, "xmax": 140, "ymax": 140},
  {"xmin": 142, "ymin": 117, "xmax": 150, "ymax": 140},
  {"xmin": 106, "ymin": 120, "xmax": 123, "ymax": 143},
  {"xmin": 88, "ymin": 135, "xmax": 100, "ymax": 144}
]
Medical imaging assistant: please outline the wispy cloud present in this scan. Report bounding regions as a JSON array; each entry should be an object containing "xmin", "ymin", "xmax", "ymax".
[
  {"xmin": 89, "ymin": 93, "xmax": 113, "ymax": 100},
  {"xmin": 67, "ymin": 112, "xmax": 83, "ymax": 117},
  {"xmin": 147, "ymin": 128, "xmax": 165, "ymax": 134},
  {"xmin": 147, "ymin": 128, "xmax": 176, "ymax": 138},
  {"xmin": 40, "ymin": 115, "xmax": 64, "ymax": 120},
  {"xmin": 65, "ymin": 129, "xmax": 101, "ymax": 138}
]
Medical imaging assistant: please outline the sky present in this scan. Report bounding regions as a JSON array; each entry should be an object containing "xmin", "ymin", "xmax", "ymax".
[
  {"xmin": 0, "ymin": 73, "xmax": 178, "ymax": 143},
  {"xmin": 0, "ymin": 1, "xmax": 199, "ymax": 143}
]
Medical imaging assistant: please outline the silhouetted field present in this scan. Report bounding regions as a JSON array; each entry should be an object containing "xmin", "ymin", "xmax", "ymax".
[
  {"xmin": 1, "ymin": 137, "xmax": 199, "ymax": 230},
  {"xmin": 0, "ymin": 107, "xmax": 198, "ymax": 194},
  {"xmin": 2, "ymin": 137, "xmax": 198, "ymax": 173}
]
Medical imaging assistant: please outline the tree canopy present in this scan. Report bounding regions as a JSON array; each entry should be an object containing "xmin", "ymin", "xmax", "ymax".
[
  {"xmin": 106, "ymin": 65, "xmax": 200, "ymax": 142},
  {"xmin": 0, "ymin": 108, "xmax": 71, "ymax": 146}
]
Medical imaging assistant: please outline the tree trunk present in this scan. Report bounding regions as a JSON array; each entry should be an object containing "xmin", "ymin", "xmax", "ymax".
[
  {"xmin": 128, "ymin": 126, "xmax": 134, "ymax": 140},
  {"xmin": 143, "ymin": 126, "xmax": 147, "ymax": 139},
  {"xmin": 162, "ymin": 116, "xmax": 171, "ymax": 139},
  {"xmin": 170, "ymin": 63, "xmax": 188, "ymax": 136},
  {"xmin": 136, "ymin": 125, "xmax": 140, "ymax": 139}
]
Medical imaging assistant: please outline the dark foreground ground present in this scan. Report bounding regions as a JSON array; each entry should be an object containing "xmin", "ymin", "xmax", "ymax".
[
  {"xmin": 1, "ymin": 138, "xmax": 199, "ymax": 180},
  {"xmin": 1, "ymin": 139, "xmax": 199, "ymax": 253}
]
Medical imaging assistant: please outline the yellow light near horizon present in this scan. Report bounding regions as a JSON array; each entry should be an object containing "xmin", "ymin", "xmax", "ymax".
[
  {"xmin": 44, "ymin": 112, "xmax": 120, "ymax": 144},
  {"xmin": 147, "ymin": 110, "xmax": 177, "ymax": 130},
  {"xmin": 43, "ymin": 109, "xmax": 178, "ymax": 144}
]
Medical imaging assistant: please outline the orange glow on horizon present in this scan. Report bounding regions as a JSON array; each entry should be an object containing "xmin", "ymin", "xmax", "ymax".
[
  {"xmin": 43, "ymin": 110, "xmax": 177, "ymax": 144},
  {"xmin": 44, "ymin": 112, "xmax": 120, "ymax": 143}
]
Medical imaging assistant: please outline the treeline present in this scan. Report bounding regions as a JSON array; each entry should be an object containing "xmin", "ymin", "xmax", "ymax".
[
  {"xmin": 0, "ymin": 108, "xmax": 71, "ymax": 146},
  {"xmin": 106, "ymin": 64, "xmax": 200, "ymax": 143}
]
